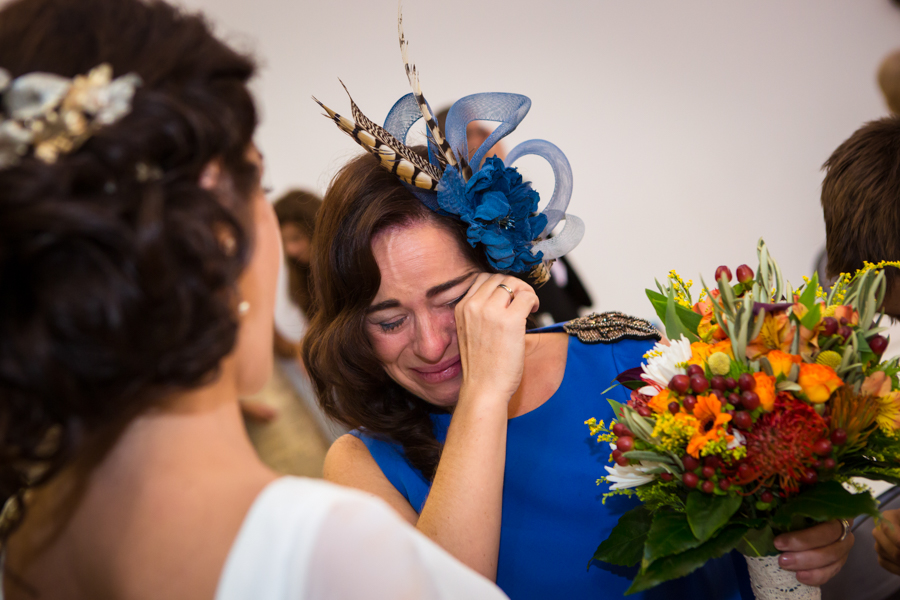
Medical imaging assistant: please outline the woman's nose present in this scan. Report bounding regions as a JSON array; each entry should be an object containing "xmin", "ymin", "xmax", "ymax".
[{"xmin": 413, "ymin": 312, "xmax": 453, "ymax": 362}]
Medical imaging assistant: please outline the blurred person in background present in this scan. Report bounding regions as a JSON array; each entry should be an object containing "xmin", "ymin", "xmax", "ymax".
[
  {"xmin": 0, "ymin": 1, "xmax": 511, "ymax": 598},
  {"xmin": 878, "ymin": 49, "xmax": 900, "ymax": 116},
  {"xmin": 270, "ymin": 189, "xmax": 345, "ymax": 442},
  {"xmin": 273, "ymin": 189, "xmax": 321, "ymax": 356},
  {"xmin": 819, "ymin": 116, "xmax": 900, "ymax": 599}
]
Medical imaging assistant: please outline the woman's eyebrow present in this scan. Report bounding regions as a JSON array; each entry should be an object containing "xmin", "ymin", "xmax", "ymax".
[
  {"xmin": 366, "ymin": 272, "xmax": 476, "ymax": 315},
  {"xmin": 425, "ymin": 271, "xmax": 477, "ymax": 299}
]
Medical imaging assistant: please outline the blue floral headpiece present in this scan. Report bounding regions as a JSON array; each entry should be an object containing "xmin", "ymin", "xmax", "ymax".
[{"xmin": 313, "ymin": 10, "xmax": 583, "ymax": 283}]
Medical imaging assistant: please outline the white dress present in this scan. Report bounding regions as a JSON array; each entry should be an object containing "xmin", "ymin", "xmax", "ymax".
[{"xmin": 214, "ymin": 477, "xmax": 508, "ymax": 600}]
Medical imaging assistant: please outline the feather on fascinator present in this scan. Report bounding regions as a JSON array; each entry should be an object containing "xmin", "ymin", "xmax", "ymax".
[{"xmin": 313, "ymin": 6, "xmax": 584, "ymax": 283}]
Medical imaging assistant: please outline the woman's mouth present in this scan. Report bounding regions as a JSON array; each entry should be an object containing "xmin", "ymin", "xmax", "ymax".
[{"xmin": 411, "ymin": 356, "xmax": 462, "ymax": 385}]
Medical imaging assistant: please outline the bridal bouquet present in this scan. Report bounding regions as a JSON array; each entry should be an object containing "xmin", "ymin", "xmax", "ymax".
[{"xmin": 586, "ymin": 240, "xmax": 900, "ymax": 598}]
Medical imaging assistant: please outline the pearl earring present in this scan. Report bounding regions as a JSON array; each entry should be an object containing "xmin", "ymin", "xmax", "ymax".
[{"xmin": 238, "ymin": 301, "xmax": 250, "ymax": 316}]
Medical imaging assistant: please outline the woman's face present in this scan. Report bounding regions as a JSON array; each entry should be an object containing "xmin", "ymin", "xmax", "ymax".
[
  {"xmin": 281, "ymin": 222, "xmax": 311, "ymax": 264},
  {"xmin": 366, "ymin": 220, "xmax": 480, "ymax": 407}
]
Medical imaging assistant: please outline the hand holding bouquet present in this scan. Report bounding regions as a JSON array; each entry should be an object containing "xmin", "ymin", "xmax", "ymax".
[{"xmin": 587, "ymin": 240, "xmax": 900, "ymax": 597}]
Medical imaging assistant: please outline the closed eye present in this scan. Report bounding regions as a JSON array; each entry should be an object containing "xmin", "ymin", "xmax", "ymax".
[
  {"xmin": 379, "ymin": 317, "xmax": 405, "ymax": 332},
  {"xmin": 447, "ymin": 289, "xmax": 469, "ymax": 307}
]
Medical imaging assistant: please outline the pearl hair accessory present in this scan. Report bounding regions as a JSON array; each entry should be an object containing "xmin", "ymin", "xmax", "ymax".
[{"xmin": 0, "ymin": 63, "xmax": 141, "ymax": 169}]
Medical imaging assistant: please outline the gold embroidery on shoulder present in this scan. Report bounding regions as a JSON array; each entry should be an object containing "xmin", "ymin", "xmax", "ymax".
[{"xmin": 563, "ymin": 312, "xmax": 660, "ymax": 344}]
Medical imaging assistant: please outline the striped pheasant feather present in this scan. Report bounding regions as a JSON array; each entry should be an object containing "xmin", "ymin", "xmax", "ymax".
[
  {"xmin": 312, "ymin": 86, "xmax": 440, "ymax": 190},
  {"xmin": 398, "ymin": 6, "xmax": 467, "ymax": 178}
]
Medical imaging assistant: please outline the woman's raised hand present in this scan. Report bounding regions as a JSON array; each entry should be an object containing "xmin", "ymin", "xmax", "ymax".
[{"xmin": 454, "ymin": 273, "xmax": 539, "ymax": 403}]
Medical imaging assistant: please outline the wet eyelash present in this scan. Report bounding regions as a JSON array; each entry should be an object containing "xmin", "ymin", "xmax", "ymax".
[
  {"xmin": 447, "ymin": 292, "xmax": 467, "ymax": 307},
  {"xmin": 380, "ymin": 318, "xmax": 405, "ymax": 332}
]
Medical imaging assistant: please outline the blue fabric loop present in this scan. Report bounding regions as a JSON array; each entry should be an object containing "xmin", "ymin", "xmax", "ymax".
[
  {"xmin": 444, "ymin": 93, "xmax": 531, "ymax": 168},
  {"xmin": 505, "ymin": 139, "xmax": 573, "ymax": 238}
]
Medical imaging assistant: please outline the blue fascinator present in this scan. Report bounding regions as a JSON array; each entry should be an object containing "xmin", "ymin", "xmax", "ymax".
[{"xmin": 313, "ymin": 10, "xmax": 583, "ymax": 283}]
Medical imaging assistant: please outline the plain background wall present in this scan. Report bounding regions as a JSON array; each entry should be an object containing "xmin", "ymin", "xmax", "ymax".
[{"xmin": 182, "ymin": 1, "xmax": 899, "ymax": 319}]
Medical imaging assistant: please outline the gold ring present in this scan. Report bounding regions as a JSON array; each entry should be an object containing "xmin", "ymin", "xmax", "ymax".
[
  {"xmin": 839, "ymin": 518, "xmax": 851, "ymax": 542},
  {"xmin": 497, "ymin": 283, "xmax": 515, "ymax": 300}
]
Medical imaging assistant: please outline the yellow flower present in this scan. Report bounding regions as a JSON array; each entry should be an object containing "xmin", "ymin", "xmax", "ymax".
[
  {"xmin": 816, "ymin": 351, "xmax": 842, "ymax": 370},
  {"xmin": 708, "ymin": 352, "xmax": 731, "ymax": 376},
  {"xmin": 797, "ymin": 363, "xmax": 844, "ymax": 403},
  {"xmin": 651, "ymin": 412, "xmax": 699, "ymax": 453},
  {"xmin": 877, "ymin": 392, "xmax": 900, "ymax": 433}
]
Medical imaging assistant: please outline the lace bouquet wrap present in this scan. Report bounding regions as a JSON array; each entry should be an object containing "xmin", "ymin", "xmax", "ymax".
[{"xmin": 585, "ymin": 240, "xmax": 900, "ymax": 597}]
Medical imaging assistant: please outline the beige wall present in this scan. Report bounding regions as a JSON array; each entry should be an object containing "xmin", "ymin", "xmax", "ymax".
[{"xmin": 142, "ymin": 1, "xmax": 900, "ymax": 317}]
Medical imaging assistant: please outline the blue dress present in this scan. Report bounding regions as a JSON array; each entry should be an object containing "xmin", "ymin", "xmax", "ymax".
[{"xmin": 351, "ymin": 325, "xmax": 753, "ymax": 599}]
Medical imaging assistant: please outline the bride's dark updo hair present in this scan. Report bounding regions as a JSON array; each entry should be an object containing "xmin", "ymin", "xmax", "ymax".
[{"xmin": 0, "ymin": 0, "xmax": 258, "ymax": 537}]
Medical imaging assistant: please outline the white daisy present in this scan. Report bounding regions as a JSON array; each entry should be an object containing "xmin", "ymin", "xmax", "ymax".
[{"xmin": 640, "ymin": 335, "xmax": 693, "ymax": 391}]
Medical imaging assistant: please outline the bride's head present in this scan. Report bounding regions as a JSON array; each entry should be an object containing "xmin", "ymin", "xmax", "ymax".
[{"xmin": 0, "ymin": 0, "xmax": 278, "ymax": 536}]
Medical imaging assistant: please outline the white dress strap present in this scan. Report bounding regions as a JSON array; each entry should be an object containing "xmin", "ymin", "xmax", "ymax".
[{"xmin": 215, "ymin": 476, "xmax": 507, "ymax": 600}]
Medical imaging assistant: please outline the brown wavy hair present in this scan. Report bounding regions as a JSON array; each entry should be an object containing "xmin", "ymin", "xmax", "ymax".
[
  {"xmin": 0, "ymin": 0, "xmax": 257, "ymax": 539},
  {"xmin": 274, "ymin": 189, "xmax": 321, "ymax": 315},
  {"xmin": 302, "ymin": 152, "xmax": 492, "ymax": 481}
]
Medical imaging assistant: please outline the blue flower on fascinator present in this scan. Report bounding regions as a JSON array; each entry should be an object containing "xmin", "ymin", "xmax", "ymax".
[{"xmin": 438, "ymin": 157, "xmax": 546, "ymax": 271}]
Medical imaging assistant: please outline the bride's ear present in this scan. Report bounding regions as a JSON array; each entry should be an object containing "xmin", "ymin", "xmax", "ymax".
[{"xmin": 199, "ymin": 159, "xmax": 224, "ymax": 191}]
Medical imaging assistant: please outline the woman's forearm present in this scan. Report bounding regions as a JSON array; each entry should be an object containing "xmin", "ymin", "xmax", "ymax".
[{"xmin": 415, "ymin": 385, "xmax": 509, "ymax": 581}]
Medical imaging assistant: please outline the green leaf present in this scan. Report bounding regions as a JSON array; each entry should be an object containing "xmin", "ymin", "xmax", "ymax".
[
  {"xmin": 644, "ymin": 511, "xmax": 703, "ymax": 562},
  {"xmin": 735, "ymin": 525, "xmax": 777, "ymax": 557},
  {"xmin": 800, "ymin": 304, "xmax": 822, "ymax": 332},
  {"xmin": 686, "ymin": 491, "xmax": 742, "ymax": 542},
  {"xmin": 647, "ymin": 289, "xmax": 669, "ymax": 324},
  {"xmin": 798, "ymin": 272, "xmax": 819, "ymax": 310},
  {"xmin": 592, "ymin": 505, "xmax": 652, "ymax": 568},
  {"xmin": 665, "ymin": 287, "xmax": 699, "ymax": 343},
  {"xmin": 625, "ymin": 525, "xmax": 748, "ymax": 594},
  {"xmin": 647, "ymin": 289, "xmax": 702, "ymax": 338},
  {"xmin": 772, "ymin": 481, "xmax": 879, "ymax": 530},
  {"xmin": 607, "ymin": 398, "xmax": 625, "ymax": 420}
]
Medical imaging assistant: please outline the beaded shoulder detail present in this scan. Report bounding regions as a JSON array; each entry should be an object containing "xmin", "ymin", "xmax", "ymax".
[{"xmin": 563, "ymin": 311, "xmax": 660, "ymax": 344}]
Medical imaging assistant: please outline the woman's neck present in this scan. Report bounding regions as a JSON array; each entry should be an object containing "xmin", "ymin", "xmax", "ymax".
[{"xmin": 507, "ymin": 332, "xmax": 569, "ymax": 419}]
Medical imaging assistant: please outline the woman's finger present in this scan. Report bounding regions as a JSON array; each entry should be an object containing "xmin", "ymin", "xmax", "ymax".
[
  {"xmin": 777, "ymin": 532, "xmax": 853, "ymax": 572},
  {"xmin": 774, "ymin": 519, "xmax": 847, "ymax": 552}
]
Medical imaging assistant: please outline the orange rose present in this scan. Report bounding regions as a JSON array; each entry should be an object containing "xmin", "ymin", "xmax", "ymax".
[
  {"xmin": 797, "ymin": 363, "xmax": 844, "ymax": 403},
  {"xmin": 766, "ymin": 350, "xmax": 801, "ymax": 378},
  {"xmin": 710, "ymin": 339, "xmax": 734, "ymax": 358},
  {"xmin": 649, "ymin": 389, "xmax": 674, "ymax": 414},
  {"xmin": 688, "ymin": 342, "xmax": 713, "ymax": 366},
  {"xmin": 752, "ymin": 372, "xmax": 777, "ymax": 411}
]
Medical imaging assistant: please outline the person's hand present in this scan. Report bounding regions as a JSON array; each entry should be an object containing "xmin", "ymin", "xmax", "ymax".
[
  {"xmin": 773, "ymin": 519, "xmax": 854, "ymax": 585},
  {"xmin": 874, "ymin": 508, "xmax": 900, "ymax": 575},
  {"xmin": 455, "ymin": 273, "xmax": 539, "ymax": 402}
]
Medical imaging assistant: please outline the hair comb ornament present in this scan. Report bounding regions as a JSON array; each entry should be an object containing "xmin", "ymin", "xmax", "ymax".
[
  {"xmin": 0, "ymin": 63, "xmax": 141, "ymax": 169},
  {"xmin": 313, "ymin": 6, "xmax": 584, "ymax": 283}
]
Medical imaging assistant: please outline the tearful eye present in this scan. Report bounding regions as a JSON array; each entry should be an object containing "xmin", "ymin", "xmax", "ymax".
[
  {"xmin": 447, "ymin": 292, "xmax": 468, "ymax": 307},
  {"xmin": 380, "ymin": 318, "xmax": 405, "ymax": 332}
]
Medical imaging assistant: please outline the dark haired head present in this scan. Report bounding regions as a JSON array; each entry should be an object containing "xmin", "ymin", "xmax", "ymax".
[
  {"xmin": 275, "ymin": 190, "xmax": 321, "ymax": 314},
  {"xmin": 0, "ymin": 0, "xmax": 258, "ymax": 537},
  {"xmin": 302, "ymin": 151, "xmax": 492, "ymax": 480},
  {"xmin": 821, "ymin": 117, "xmax": 900, "ymax": 293}
]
